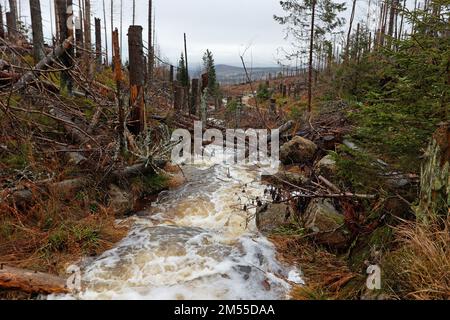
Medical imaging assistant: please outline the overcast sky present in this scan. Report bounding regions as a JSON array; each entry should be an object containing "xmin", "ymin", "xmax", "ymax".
[{"xmin": 13, "ymin": 0, "xmax": 389, "ymax": 67}]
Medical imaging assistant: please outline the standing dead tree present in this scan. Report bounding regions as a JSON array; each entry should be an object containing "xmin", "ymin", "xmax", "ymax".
[
  {"xmin": 148, "ymin": 0, "xmax": 153, "ymax": 85},
  {"xmin": 55, "ymin": 0, "xmax": 74, "ymax": 94},
  {"xmin": 128, "ymin": 25, "xmax": 146, "ymax": 135},
  {"xmin": 29, "ymin": 0, "xmax": 45, "ymax": 62},
  {"xmin": 112, "ymin": 28, "xmax": 125, "ymax": 152},
  {"xmin": 0, "ymin": 5, "xmax": 5, "ymax": 39},
  {"xmin": 95, "ymin": 17, "xmax": 102, "ymax": 67},
  {"xmin": 102, "ymin": 0, "xmax": 108, "ymax": 65},
  {"xmin": 7, "ymin": 0, "xmax": 18, "ymax": 41},
  {"xmin": 83, "ymin": 0, "xmax": 92, "ymax": 76}
]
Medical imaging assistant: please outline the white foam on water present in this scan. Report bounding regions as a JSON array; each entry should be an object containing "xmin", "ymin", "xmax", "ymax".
[{"xmin": 50, "ymin": 146, "xmax": 304, "ymax": 300}]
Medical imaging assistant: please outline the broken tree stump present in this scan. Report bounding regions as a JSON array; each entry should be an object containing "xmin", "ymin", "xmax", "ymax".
[
  {"xmin": 190, "ymin": 78, "xmax": 200, "ymax": 115},
  {"xmin": 128, "ymin": 25, "xmax": 146, "ymax": 135}
]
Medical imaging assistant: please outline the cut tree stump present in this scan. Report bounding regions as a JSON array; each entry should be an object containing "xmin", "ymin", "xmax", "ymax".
[{"xmin": 0, "ymin": 266, "xmax": 69, "ymax": 295}]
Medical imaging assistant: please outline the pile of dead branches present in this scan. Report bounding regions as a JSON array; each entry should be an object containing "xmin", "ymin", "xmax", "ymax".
[{"xmin": 0, "ymin": 36, "xmax": 175, "ymax": 208}]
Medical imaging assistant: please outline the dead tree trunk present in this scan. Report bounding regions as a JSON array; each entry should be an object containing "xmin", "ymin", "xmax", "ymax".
[
  {"xmin": 346, "ymin": 0, "xmax": 357, "ymax": 61},
  {"xmin": 95, "ymin": 17, "xmax": 102, "ymax": 66},
  {"xmin": 307, "ymin": 0, "xmax": 316, "ymax": 116},
  {"xmin": 29, "ymin": 0, "xmax": 45, "ymax": 62},
  {"xmin": 7, "ymin": 0, "xmax": 17, "ymax": 41},
  {"xmin": 112, "ymin": 28, "xmax": 125, "ymax": 152},
  {"xmin": 6, "ymin": 12, "xmax": 15, "ymax": 42},
  {"xmin": 0, "ymin": 266, "xmax": 69, "ymax": 295},
  {"xmin": 169, "ymin": 65, "xmax": 174, "ymax": 83},
  {"xmin": 55, "ymin": 0, "xmax": 73, "ymax": 95},
  {"xmin": 83, "ymin": 0, "xmax": 92, "ymax": 76},
  {"xmin": 0, "ymin": 5, "xmax": 5, "ymax": 39},
  {"xmin": 102, "ymin": 0, "xmax": 108, "ymax": 65},
  {"xmin": 173, "ymin": 81, "xmax": 183, "ymax": 111},
  {"xmin": 416, "ymin": 123, "xmax": 450, "ymax": 224},
  {"xmin": 128, "ymin": 25, "xmax": 146, "ymax": 135},
  {"xmin": 190, "ymin": 78, "xmax": 199, "ymax": 115},
  {"xmin": 147, "ymin": 0, "xmax": 153, "ymax": 84},
  {"xmin": 75, "ymin": 1, "xmax": 83, "ymax": 59}
]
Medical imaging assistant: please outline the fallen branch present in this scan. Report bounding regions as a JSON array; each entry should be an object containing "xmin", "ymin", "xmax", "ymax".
[{"xmin": 13, "ymin": 37, "xmax": 73, "ymax": 91}]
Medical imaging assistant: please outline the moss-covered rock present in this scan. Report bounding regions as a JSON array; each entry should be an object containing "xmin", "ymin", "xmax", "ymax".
[
  {"xmin": 280, "ymin": 136, "xmax": 318, "ymax": 165},
  {"xmin": 304, "ymin": 199, "xmax": 349, "ymax": 248}
]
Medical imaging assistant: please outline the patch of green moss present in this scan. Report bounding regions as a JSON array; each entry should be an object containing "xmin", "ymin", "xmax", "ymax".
[{"xmin": 131, "ymin": 173, "xmax": 169, "ymax": 196}]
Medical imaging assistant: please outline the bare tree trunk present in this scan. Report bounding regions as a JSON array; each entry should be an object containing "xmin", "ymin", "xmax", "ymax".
[
  {"xmin": 120, "ymin": 0, "xmax": 122, "ymax": 58},
  {"xmin": 128, "ymin": 25, "xmax": 146, "ymax": 135},
  {"xmin": 147, "ymin": 0, "xmax": 153, "ymax": 84},
  {"xmin": 7, "ymin": 0, "xmax": 17, "ymax": 40},
  {"xmin": 84, "ymin": 0, "xmax": 92, "ymax": 76},
  {"xmin": 95, "ymin": 17, "xmax": 102, "ymax": 66},
  {"xmin": 55, "ymin": 0, "xmax": 73, "ymax": 95},
  {"xmin": 398, "ymin": 0, "xmax": 406, "ymax": 41},
  {"xmin": 29, "ymin": 0, "xmax": 45, "ymax": 62},
  {"xmin": 0, "ymin": 5, "xmax": 5, "ymax": 39},
  {"xmin": 184, "ymin": 33, "xmax": 190, "ymax": 109},
  {"xmin": 132, "ymin": 0, "xmax": 135, "ymax": 25},
  {"xmin": 102, "ymin": 0, "xmax": 108, "ymax": 65},
  {"xmin": 346, "ymin": 0, "xmax": 357, "ymax": 61},
  {"xmin": 75, "ymin": 0, "xmax": 83, "ymax": 58},
  {"xmin": 307, "ymin": 0, "xmax": 316, "ymax": 115},
  {"xmin": 0, "ymin": 266, "xmax": 69, "ymax": 295},
  {"xmin": 112, "ymin": 28, "xmax": 125, "ymax": 152},
  {"xmin": 191, "ymin": 78, "xmax": 199, "ymax": 115}
]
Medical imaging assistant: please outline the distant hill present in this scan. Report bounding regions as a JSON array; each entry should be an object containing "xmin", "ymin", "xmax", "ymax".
[{"xmin": 215, "ymin": 64, "xmax": 282, "ymax": 85}]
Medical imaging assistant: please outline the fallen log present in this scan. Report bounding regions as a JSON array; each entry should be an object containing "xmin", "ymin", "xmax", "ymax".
[
  {"xmin": 0, "ymin": 265, "xmax": 69, "ymax": 295},
  {"xmin": 13, "ymin": 36, "xmax": 73, "ymax": 91}
]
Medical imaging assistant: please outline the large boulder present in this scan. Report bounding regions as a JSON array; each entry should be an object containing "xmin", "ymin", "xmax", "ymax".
[
  {"xmin": 256, "ymin": 203, "xmax": 297, "ymax": 235},
  {"xmin": 280, "ymin": 136, "xmax": 318, "ymax": 165},
  {"xmin": 304, "ymin": 199, "xmax": 349, "ymax": 248},
  {"xmin": 315, "ymin": 155, "xmax": 337, "ymax": 178}
]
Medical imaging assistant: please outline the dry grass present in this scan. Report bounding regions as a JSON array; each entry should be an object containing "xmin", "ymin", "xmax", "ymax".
[
  {"xmin": 384, "ymin": 217, "xmax": 450, "ymax": 300},
  {"xmin": 271, "ymin": 235, "xmax": 365, "ymax": 300},
  {"xmin": 0, "ymin": 190, "xmax": 128, "ymax": 275}
]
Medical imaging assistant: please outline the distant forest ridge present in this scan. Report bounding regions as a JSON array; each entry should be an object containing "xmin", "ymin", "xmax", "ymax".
[{"xmin": 211, "ymin": 64, "xmax": 295, "ymax": 85}]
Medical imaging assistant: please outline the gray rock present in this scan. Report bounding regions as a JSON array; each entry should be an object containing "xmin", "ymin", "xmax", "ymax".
[
  {"xmin": 315, "ymin": 155, "xmax": 337, "ymax": 178},
  {"xmin": 275, "ymin": 170, "xmax": 309, "ymax": 186},
  {"xmin": 256, "ymin": 203, "xmax": 297, "ymax": 235},
  {"xmin": 280, "ymin": 136, "xmax": 318, "ymax": 165},
  {"xmin": 304, "ymin": 199, "xmax": 348, "ymax": 248}
]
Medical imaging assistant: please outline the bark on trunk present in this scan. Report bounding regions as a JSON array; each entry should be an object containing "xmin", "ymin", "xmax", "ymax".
[
  {"xmin": 0, "ymin": 266, "xmax": 69, "ymax": 295},
  {"xmin": 307, "ymin": 0, "xmax": 316, "ymax": 115},
  {"xmin": 0, "ymin": 5, "xmax": 5, "ymax": 39},
  {"xmin": 95, "ymin": 17, "xmax": 102, "ymax": 66},
  {"xmin": 7, "ymin": 0, "xmax": 17, "ymax": 41},
  {"xmin": 29, "ymin": 0, "xmax": 45, "ymax": 63},
  {"xmin": 128, "ymin": 25, "xmax": 146, "ymax": 135}
]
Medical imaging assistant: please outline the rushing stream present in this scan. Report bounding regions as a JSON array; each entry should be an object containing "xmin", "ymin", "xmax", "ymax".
[{"xmin": 51, "ymin": 145, "xmax": 304, "ymax": 300}]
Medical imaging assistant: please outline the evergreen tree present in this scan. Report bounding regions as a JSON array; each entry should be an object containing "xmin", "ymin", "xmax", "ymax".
[
  {"xmin": 176, "ymin": 52, "xmax": 188, "ymax": 87},
  {"xmin": 202, "ymin": 49, "xmax": 218, "ymax": 95},
  {"xmin": 274, "ymin": 0, "xmax": 346, "ymax": 113}
]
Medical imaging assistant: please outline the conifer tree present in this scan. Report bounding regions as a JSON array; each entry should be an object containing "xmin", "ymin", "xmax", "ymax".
[
  {"xmin": 202, "ymin": 49, "xmax": 218, "ymax": 96},
  {"xmin": 176, "ymin": 52, "xmax": 188, "ymax": 87},
  {"xmin": 274, "ymin": 0, "xmax": 346, "ymax": 114}
]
